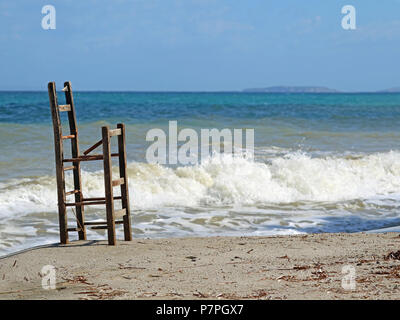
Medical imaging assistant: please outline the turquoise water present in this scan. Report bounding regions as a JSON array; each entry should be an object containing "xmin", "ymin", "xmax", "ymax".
[{"xmin": 1, "ymin": 91, "xmax": 400, "ymax": 255}]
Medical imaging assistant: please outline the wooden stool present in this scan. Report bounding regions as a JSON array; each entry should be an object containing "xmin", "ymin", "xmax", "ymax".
[{"xmin": 48, "ymin": 81, "xmax": 132, "ymax": 245}]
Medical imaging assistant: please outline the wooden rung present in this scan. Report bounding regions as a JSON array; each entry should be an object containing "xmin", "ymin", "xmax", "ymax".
[
  {"xmin": 64, "ymin": 154, "xmax": 103, "ymax": 162},
  {"xmin": 62, "ymin": 134, "xmax": 76, "ymax": 140},
  {"xmin": 109, "ymin": 128, "xmax": 122, "ymax": 136},
  {"xmin": 63, "ymin": 153, "xmax": 119, "ymax": 162},
  {"xmin": 83, "ymin": 139, "xmax": 102, "ymax": 155},
  {"xmin": 63, "ymin": 165, "xmax": 75, "ymax": 171},
  {"xmin": 91, "ymin": 226, "xmax": 108, "ymax": 230},
  {"xmin": 114, "ymin": 208, "xmax": 126, "ymax": 218},
  {"xmin": 83, "ymin": 197, "xmax": 105, "ymax": 201},
  {"xmin": 59, "ymin": 104, "xmax": 71, "ymax": 112},
  {"xmin": 83, "ymin": 196, "xmax": 122, "ymax": 201},
  {"xmin": 65, "ymin": 200, "xmax": 106, "ymax": 207},
  {"xmin": 85, "ymin": 220, "xmax": 124, "ymax": 226},
  {"xmin": 67, "ymin": 227, "xmax": 82, "ymax": 232},
  {"xmin": 112, "ymin": 177, "xmax": 124, "ymax": 187},
  {"xmin": 65, "ymin": 190, "xmax": 79, "ymax": 196},
  {"xmin": 85, "ymin": 221, "xmax": 107, "ymax": 226}
]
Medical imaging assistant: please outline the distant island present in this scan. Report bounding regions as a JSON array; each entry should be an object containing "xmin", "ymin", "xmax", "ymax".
[
  {"xmin": 242, "ymin": 86, "xmax": 339, "ymax": 93},
  {"xmin": 242, "ymin": 86, "xmax": 400, "ymax": 93},
  {"xmin": 377, "ymin": 87, "xmax": 400, "ymax": 93}
]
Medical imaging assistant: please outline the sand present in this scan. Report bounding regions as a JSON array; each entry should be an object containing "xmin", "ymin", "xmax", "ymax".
[{"xmin": 1, "ymin": 233, "xmax": 400, "ymax": 300}]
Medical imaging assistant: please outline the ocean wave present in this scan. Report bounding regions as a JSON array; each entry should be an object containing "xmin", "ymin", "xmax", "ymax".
[{"xmin": 1, "ymin": 151, "xmax": 400, "ymax": 217}]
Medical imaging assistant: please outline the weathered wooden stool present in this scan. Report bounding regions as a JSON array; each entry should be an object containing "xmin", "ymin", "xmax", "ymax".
[{"xmin": 48, "ymin": 81, "xmax": 132, "ymax": 245}]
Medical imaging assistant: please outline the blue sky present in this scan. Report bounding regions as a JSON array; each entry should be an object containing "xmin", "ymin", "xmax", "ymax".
[{"xmin": 0, "ymin": 0, "xmax": 400, "ymax": 91}]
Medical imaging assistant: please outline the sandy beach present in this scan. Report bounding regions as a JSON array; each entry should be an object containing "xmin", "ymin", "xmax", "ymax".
[{"xmin": 1, "ymin": 233, "xmax": 400, "ymax": 300}]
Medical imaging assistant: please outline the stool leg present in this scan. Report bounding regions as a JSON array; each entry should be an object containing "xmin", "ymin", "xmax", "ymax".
[
  {"xmin": 117, "ymin": 123, "xmax": 132, "ymax": 241},
  {"xmin": 48, "ymin": 82, "xmax": 68, "ymax": 244},
  {"xmin": 64, "ymin": 81, "xmax": 86, "ymax": 240},
  {"xmin": 102, "ymin": 126, "xmax": 116, "ymax": 245}
]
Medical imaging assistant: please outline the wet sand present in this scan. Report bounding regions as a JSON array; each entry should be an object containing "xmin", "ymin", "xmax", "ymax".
[{"xmin": 1, "ymin": 233, "xmax": 400, "ymax": 300}]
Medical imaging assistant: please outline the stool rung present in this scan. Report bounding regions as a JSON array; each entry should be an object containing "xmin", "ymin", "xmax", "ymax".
[
  {"xmin": 65, "ymin": 190, "xmax": 79, "ymax": 196},
  {"xmin": 59, "ymin": 104, "xmax": 71, "ymax": 112},
  {"xmin": 67, "ymin": 227, "xmax": 82, "ymax": 232},
  {"xmin": 91, "ymin": 226, "xmax": 108, "ymax": 230},
  {"xmin": 83, "ymin": 196, "xmax": 122, "ymax": 201},
  {"xmin": 63, "ymin": 165, "xmax": 75, "ymax": 171},
  {"xmin": 85, "ymin": 221, "xmax": 107, "ymax": 226},
  {"xmin": 65, "ymin": 200, "xmax": 105, "ymax": 207},
  {"xmin": 83, "ymin": 139, "xmax": 102, "ymax": 155},
  {"xmin": 62, "ymin": 134, "xmax": 76, "ymax": 140},
  {"xmin": 63, "ymin": 153, "xmax": 119, "ymax": 162},
  {"xmin": 85, "ymin": 220, "xmax": 124, "ymax": 226},
  {"xmin": 112, "ymin": 177, "xmax": 124, "ymax": 187}
]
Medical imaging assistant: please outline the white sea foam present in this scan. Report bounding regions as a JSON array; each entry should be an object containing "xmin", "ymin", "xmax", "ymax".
[
  {"xmin": 1, "ymin": 151, "xmax": 400, "ymax": 217},
  {"xmin": 128, "ymin": 150, "xmax": 400, "ymax": 207}
]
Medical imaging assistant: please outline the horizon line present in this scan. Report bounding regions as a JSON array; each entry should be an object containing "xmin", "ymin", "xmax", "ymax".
[{"xmin": 0, "ymin": 89, "xmax": 399, "ymax": 93}]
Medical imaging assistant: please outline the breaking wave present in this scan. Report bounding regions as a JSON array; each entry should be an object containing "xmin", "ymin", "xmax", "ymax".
[{"xmin": 2, "ymin": 150, "xmax": 400, "ymax": 217}]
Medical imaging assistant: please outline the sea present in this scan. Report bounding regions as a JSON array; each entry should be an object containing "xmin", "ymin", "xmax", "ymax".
[{"xmin": 1, "ymin": 91, "xmax": 400, "ymax": 256}]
